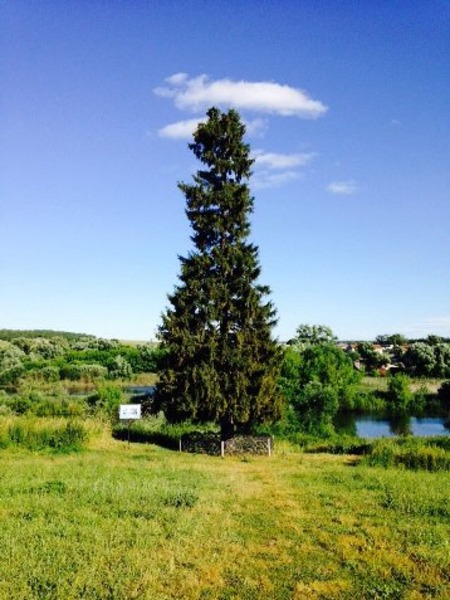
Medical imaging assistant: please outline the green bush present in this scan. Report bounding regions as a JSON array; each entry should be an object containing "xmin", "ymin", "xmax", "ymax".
[
  {"xmin": 5, "ymin": 419, "xmax": 88, "ymax": 452},
  {"xmin": 59, "ymin": 362, "xmax": 108, "ymax": 381},
  {"xmin": 33, "ymin": 397, "xmax": 86, "ymax": 418},
  {"xmin": 59, "ymin": 363, "xmax": 84, "ymax": 381},
  {"xmin": 87, "ymin": 384, "xmax": 123, "ymax": 419},
  {"xmin": 279, "ymin": 341, "xmax": 361, "ymax": 435},
  {"xmin": 107, "ymin": 355, "xmax": 133, "ymax": 379},
  {"xmin": 364, "ymin": 437, "xmax": 450, "ymax": 472},
  {"xmin": 438, "ymin": 380, "xmax": 450, "ymax": 411},
  {"xmin": 387, "ymin": 373, "xmax": 412, "ymax": 414},
  {"xmin": 8, "ymin": 395, "xmax": 33, "ymax": 415},
  {"xmin": 288, "ymin": 433, "xmax": 373, "ymax": 455},
  {"xmin": 347, "ymin": 388, "xmax": 386, "ymax": 413},
  {"xmin": 411, "ymin": 384, "xmax": 429, "ymax": 414},
  {"xmin": 5, "ymin": 390, "xmax": 86, "ymax": 418}
]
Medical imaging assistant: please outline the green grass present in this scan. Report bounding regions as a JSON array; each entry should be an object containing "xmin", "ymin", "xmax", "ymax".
[
  {"xmin": 0, "ymin": 417, "xmax": 90, "ymax": 452},
  {"xmin": 363, "ymin": 436, "xmax": 450, "ymax": 472},
  {"xmin": 360, "ymin": 376, "xmax": 445, "ymax": 395},
  {"xmin": 0, "ymin": 431, "xmax": 449, "ymax": 599}
]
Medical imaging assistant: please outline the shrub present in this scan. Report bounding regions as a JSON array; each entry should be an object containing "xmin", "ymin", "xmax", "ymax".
[
  {"xmin": 108, "ymin": 355, "xmax": 133, "ymax": 379},
  {"xmin": 0, "ymin": 342, "xmax": 26, "ymax": 384},
  {"xmin": 293, "ymin": 381, "xmax": 339, "ymax": 435},
  {"xmin": 4, "ymin": 389, "xmax": 85, "ymax": 418},
  {"xmin": 363, "ymin": 437, "xmax": 450, "ymax": 472},
  {"xmin": 40, "ymin": 366, "xmax": 61, "ymax": 382},
  {"xmin": 290, "ymin": 433, "xmax": 373, "ymax": 456},
  {"xmin": 387, "ymin": 373, "xmax": 412, "ymax": 414},
  {"xmin": 87, "ymin": 384, "xmax": 123, "ymax": 419},
  {"xmin": 8, "ymin": 395, "xmax": 33, "ymax": 415},
  {"xmin": 348, "ymin": 389, "xmax": 386, "ymax": 413},
  {"xmin": 77, "ymin": 364, "xmax": 108, "ymax": 381},
  {"xmin": 410, "ymin": 384, "xmax": 430, "ymax": 415},
  {"xmin": 33, "ymin": 397, "xmax": 85, "ymax": 418},
  {"xmin": 438, "ymin": 380, "xmax": 450, "ymax": 412},
  {"xmin": 4, "ymin": 418, "xmax": 88, "ymax": 452},
  {"xmin": 59, "ymin": 363, "xmax": 84, "ymax": 381},
  {"xmin": 59, "ymin": 363, "xmax": 108, "ymax": 381}
]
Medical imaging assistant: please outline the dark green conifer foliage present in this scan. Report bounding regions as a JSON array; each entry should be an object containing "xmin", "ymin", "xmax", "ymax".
[{"xmin": 155, "ymin": 107, "xmax": 282, "ymax": 438}]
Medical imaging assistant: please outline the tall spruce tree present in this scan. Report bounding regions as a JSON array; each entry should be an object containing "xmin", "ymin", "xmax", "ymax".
[{"xmin": 155, "ymin": 107, "xmax": 282, "ymax": 439}]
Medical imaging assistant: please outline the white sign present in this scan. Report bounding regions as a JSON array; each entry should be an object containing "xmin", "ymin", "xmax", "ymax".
[{"xmin": 119, "ymin": 404, "xmax": 141, "ymax": 420}]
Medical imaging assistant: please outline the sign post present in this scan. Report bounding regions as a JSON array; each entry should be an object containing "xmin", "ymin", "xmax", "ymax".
[{"xmin": 119, "ymin": 404, "xmax": 142, "ymax": 445}]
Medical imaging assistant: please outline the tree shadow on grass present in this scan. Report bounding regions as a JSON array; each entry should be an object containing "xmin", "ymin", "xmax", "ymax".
[{"xmin": 112, "ymin": 427, "xmax": 179, "ymax": 451}]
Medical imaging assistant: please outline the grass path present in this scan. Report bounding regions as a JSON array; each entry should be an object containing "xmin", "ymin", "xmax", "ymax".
[{"xmin": 0, "ymin": 438, "xmax": 448, "ymax": 598}]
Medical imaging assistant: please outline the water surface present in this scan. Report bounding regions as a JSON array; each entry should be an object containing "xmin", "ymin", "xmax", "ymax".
[{"xmin": 336, "ymin": 412, "xmax": 449, "ymax": 438}]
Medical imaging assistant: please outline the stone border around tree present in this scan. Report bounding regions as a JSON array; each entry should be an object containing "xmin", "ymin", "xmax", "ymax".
[{"xmin": 179, "ymin": 432, "xmax": 273, "ymax": 456}]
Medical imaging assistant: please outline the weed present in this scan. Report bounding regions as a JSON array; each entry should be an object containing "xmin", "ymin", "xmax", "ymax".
[
  {"xmin": 0, "ymin": 434, "xmax": 448, "ymax": 598},
  {"xmin": 1, "ymin": 417, "xmax": 88, "ymax": 452},
  {"xmin": 161, "ymin": 489, "xmax": 199, "ymax": 509},
  {"xmin": 364, "ymin": 437, "xmax": 450, "ymax": 472}
]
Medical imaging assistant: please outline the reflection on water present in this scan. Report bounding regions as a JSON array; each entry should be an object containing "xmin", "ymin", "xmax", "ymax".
[
  {"xmin": 389, "ymin": 413, "xmax": 412, "ymax": 436},
  {"xmin": 335, "ymin": 412, "xmax": 449, "ymax": 438},
  {"xmin": 125, "ymin": 386, "xmax": 155, "ymax": 396}
]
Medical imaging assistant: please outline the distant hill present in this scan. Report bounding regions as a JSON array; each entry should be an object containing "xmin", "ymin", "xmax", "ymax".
[{"xmin": 0, "ymin": 329, "xmax": 93, "ymax": 342}]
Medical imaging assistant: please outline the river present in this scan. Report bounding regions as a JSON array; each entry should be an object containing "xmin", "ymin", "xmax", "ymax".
[
  {"xmin": 335, "ymin": 412, "xmax": 449, "ymax": 438},
  {"xmin": 125, "ymin": 386, "xmax": 449, "ymax": 439}
]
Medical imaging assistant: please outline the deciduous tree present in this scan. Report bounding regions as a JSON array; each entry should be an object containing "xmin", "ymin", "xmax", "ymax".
[
  {"xmin": 279, "ymin": 327, "xmax": 360, "ymax": 434},
  {"xmin": 291, "ymin": 324, "xmax": 337, "ymax": 347}
]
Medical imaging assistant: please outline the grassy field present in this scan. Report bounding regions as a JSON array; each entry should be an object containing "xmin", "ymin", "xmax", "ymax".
[
  {"xmin": 360, "ymin": 376, "xmax": 444, "ymax": 395},
  {"xmin": 0, "ymin": 431, "xmax": 449, "ymax": 599}
]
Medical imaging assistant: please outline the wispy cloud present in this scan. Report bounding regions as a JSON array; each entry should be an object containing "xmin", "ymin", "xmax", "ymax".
[
  {"xmin": 245, "ymin": 118, "xmax": 268, "ymax": 137},
  {"xmin": 158, "ymin": 118, "xmax": 205, "ymax": 139},
  {"xmin": 253, "ymin": 151, "xmax": 315, "ymax": 170},
  {"xmin": 253, "ymin": 170, "xmax": 302, "ymax": 190},
  {"xmin": 251, "ymin": 151, "xmax": 316, "ymax": 189},
  {"xmin": 159, "ymin": 116, "xmax": 269, "ymax": 140},
  {"xmin": 326, "ymin": 180, "xmax": 357, "ymax": 196},
  {"xmin": 155, "ymin": 73, "xmax": 324, "ymax": 188},
  {"xmin": 154, "ymin": 73, "xmax": 327, "ymax": 118}
]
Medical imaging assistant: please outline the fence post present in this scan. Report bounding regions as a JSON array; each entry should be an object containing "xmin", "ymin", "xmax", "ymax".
[{"xmin": 221, "ymin": 440, "xmax": 225, "ymax": 457}]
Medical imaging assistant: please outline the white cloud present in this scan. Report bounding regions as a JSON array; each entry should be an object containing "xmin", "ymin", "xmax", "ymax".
[
  {"xmin": 158, "ymin": 117, "xmax": 268, "ymax": 140},
  {"xmin": 158, "ymin": 118, "xmax": 205, "ymax": 139},
  {"xmin": 154, "ymin": 74, "xmax": 327, "ymax": 118},
  {"xmin": 244, "ymin": 118, "xmax": 268, "ymax": 137},
  {"xmin": 155, "ymin": 73, "xmax": 323, "ymax": 189},
  {"xmin": 165, "ymin": 72, "xmax": 189, "ymax": 85},
  {"xmin": 253, "ymin": 170, "xmax": 302, "ymax": 190},
  {"xmin": 326, "ymin": 180, "xmax": 357, "ymax": 196},
  {"xmin": 253, "ymin": 151, "xmax": 315, "ymax": 170}
]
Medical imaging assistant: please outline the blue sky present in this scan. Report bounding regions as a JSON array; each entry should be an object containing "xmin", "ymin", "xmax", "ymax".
[{"xmin": 1, "ymin": 1, "xmax": 449, "ymax": 341}]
